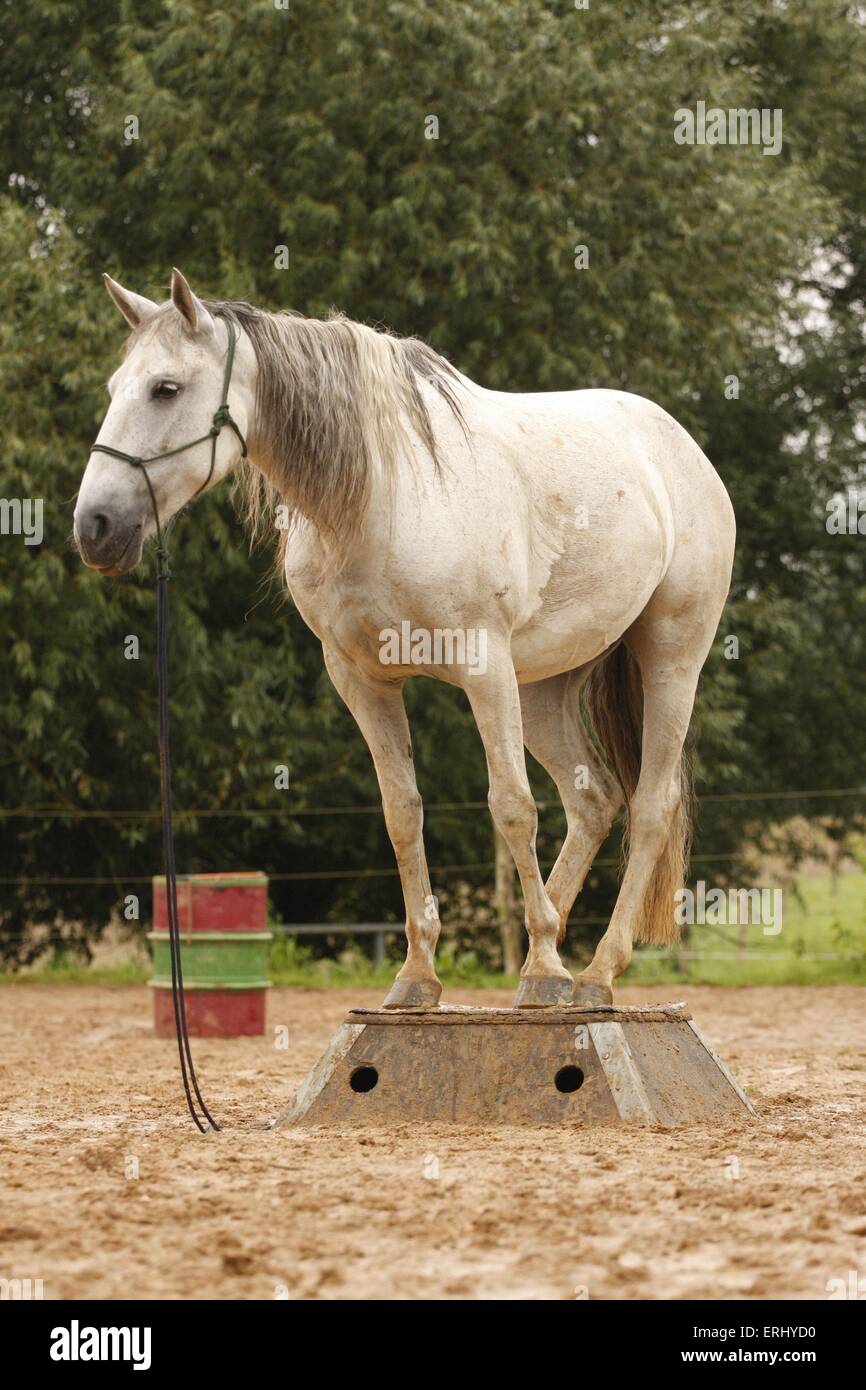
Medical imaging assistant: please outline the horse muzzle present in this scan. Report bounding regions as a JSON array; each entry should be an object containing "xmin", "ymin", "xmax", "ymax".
[{"xmin": 74, "ymin": 505, "xmax": 145, "ymax": 575}]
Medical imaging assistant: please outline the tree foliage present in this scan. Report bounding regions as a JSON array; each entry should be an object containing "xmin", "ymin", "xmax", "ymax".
[{"xmin": 1, "ymin": 0, "xmax": 864, "ymax": 964}]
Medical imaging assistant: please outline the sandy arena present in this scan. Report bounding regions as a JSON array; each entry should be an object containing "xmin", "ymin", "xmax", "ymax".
[{"xmin": 1, "ymin": 983, "xmax": 864, "ymax": 1301}]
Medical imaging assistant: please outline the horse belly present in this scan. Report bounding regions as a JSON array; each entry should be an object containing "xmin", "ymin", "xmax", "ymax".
[
  {"xmin": 474, "ymin": 394, "xmax": 675, "ymax": 681},
  {"xmin": 510, "ymin": 560, "xmax": 660, "ymax": 681},
  {"xmin": 508, "ymin": 479, "xmax": 669, "ymax": 682}
]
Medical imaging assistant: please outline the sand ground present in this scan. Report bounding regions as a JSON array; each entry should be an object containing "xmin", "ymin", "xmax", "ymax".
[{"xmin": 1, "ymin": 983, "xmax": 864, "ymax": 1300}]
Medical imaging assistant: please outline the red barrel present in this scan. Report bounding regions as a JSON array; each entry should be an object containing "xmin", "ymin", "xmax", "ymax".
[{"xmin": 148, "ymin": 872, "xmax": 271, "ymax": 1037}]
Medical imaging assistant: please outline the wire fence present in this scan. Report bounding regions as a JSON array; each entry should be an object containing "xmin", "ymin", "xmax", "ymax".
[
  {"xmin": 0, "ymin": 784, "xmax": 864, "ymax": 821},
  {"xmin": 0, "ymin": 784, "xmax": 862, "ymax": 886}
]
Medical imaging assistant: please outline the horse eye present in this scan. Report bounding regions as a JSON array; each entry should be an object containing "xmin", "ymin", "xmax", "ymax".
[{"xmin": 152, "ymin": 381, "xmax": 181, "ymax": 401}]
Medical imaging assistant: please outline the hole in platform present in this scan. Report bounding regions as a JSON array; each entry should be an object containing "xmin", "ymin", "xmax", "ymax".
[
  {"xmin": 349, "ymin": 1065, "xmax": 379, "ymax": 1094},
  {"xmin": 555, "ymin": 1065, "xmax": 585, "ymax": 1094}
]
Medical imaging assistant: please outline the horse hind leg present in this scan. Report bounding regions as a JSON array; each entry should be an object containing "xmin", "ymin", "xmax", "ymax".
[
  {"xmin": 519, "ymin": 669, "xmax": 623, "ymax": 1004},
  {"xmin": 577, "ymin": 616, "xmax": 704, "ymax": 1000}
]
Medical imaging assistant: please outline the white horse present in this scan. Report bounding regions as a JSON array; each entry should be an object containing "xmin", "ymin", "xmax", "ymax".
[{"xmin": 75, "ymin": 269, "xmax": 735, "ymax": 1008}]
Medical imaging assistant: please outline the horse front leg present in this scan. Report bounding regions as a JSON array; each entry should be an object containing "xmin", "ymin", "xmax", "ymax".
[
  {"xmin": 463, "ymin": 644, "xmax": 573, "ymax": 1007},
  {"xmin": 322, "ymin": 646, "xmax": 442, "ymax": 1008}
]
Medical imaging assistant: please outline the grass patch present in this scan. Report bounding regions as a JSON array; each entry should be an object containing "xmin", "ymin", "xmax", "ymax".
[
  {"xmin": 1, "ymin": 953, "xmax": 150, "ymax": 987},
  {"xmin": 622, "ymin": 868, "xmax": 866, "ymax": 987},
  {"xmin": 266, "ymin": 933, "xmax": 512, "ymax": 990}
]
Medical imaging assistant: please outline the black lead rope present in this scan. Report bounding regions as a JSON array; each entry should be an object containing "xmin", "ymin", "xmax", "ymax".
[
  {"xmin": 92, "ymin": 319, "xmax": 248, "ymax": 1133},
  {"xmin": 156, "ymin": 550, "xmax": 219, "ymax": 1133}
]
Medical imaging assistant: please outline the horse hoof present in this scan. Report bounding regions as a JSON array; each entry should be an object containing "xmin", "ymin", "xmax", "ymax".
[
  {"xmin": 572, "ymin": 980, "xmax": 613, "ymax": 1007},
  {"xmin": 514, "ymin": 975, "xmax": 574, "ymax": 1008},
  {"xmin": 381, "ymin": 977, "xmax": 442, "ymax": 1009}
]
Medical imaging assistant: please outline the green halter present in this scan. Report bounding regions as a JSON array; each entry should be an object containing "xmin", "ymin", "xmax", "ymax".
[{"xmin": 90, "ymin": 317, "xmax": 248, "ymax": 569}]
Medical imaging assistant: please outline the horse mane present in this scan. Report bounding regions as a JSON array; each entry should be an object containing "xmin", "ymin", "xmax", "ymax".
[
  {"xmin": 124, "ymin": 299, "xmax": 466, "ymax": 568},
  {"xmin": 210, "ymin": 300, "xmax": 466, "ymax": 567}
]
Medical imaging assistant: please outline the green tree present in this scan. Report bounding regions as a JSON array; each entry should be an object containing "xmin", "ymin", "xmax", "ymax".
[{"xmin": 1, "ymin": 0, "xmax": 865, "ymax": 966}]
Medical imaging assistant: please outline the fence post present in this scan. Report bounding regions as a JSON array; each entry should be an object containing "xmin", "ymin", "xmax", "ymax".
[{"xmin": 494, "ymin": 827, "xmax": 522, "ymax": 975}]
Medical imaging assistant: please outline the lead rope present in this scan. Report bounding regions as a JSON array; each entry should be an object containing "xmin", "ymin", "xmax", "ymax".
[
  {"xmin": 157, "ymin": 526, "xmax": 219, "ymax": 1133},
  {"xmin": 92, "ymin": 319, "xmax": 247, "ymax": 1133}
]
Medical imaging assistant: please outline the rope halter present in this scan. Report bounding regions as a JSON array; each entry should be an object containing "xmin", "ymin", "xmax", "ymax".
[{"xmin": 90, "ymin": 317, "xmax": 248, "ymax": 573}]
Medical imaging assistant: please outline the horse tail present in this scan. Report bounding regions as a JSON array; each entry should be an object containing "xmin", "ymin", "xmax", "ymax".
[{"xmin": 581, "ymin": 644, "xmax": 692, "ymax": 946}]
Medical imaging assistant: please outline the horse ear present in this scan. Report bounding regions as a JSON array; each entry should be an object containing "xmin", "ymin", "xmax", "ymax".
[
  {"xmin": 103, "ymin": 274, "xmax": 158, "ymax": 328},
  {"xmin": 170, "ymin": 267, "xmax": 214, "ymax": 334}
]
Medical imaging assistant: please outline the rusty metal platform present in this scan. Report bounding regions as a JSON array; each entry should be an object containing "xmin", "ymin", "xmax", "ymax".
[{"xmin": 272, "ymin": 1002, "xmax": 755, "ymax": 1129}]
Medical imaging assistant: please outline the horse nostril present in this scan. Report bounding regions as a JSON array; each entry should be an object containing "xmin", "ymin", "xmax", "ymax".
[{"xmin": 76, "ymin": 509, "xmax": 115, "ymax": 556}]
